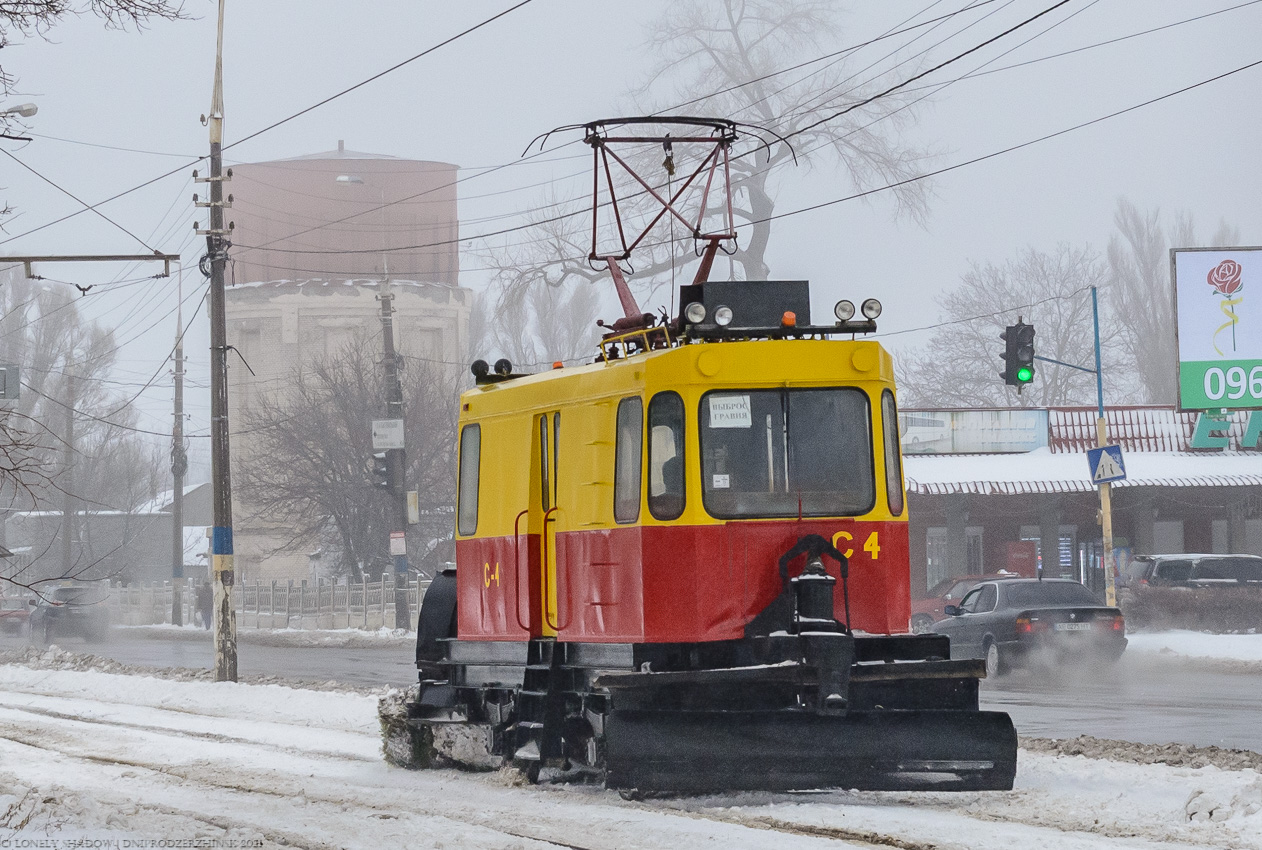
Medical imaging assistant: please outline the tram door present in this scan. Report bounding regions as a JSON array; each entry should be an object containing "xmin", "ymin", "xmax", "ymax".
[{"xmin": 531, "ymin": 412, "xmax": 561, "ymax": 636}]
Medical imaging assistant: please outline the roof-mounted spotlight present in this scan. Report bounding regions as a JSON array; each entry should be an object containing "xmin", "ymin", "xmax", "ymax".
[
  {"xmin": 471, "ymin": 359, "xmax": 489, "ymax": 379},
  {"xmin": 834, "ymin": 300, "xmax": 855, "ymax": 322},
  {"xmin": 684, "ymin": 302, "xmax": 707, "ymax": 324},
  {"xmin": 861, "ymin": 298, "xmax": 882, "ymax": 320},
  {"xmin": 714, "ymin": 305, "xmax": 733, "ymax": 327},
  {"xmin": 493, "ymin": 358, "xmax": 513, "ymax": 376}
]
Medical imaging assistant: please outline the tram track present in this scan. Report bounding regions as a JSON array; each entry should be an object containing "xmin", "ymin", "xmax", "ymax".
[{"xmin": 0, "ymin": 698, "xmax": 839, "ymax": 850}]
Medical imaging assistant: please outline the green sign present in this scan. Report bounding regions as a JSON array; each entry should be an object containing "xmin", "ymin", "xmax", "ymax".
[{"xmin": 1179, "ymin": 359, "xmax": 1262, "ymax": 409}]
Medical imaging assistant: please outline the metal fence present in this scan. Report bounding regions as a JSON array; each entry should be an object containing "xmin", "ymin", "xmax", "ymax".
[{"xmin": 109, "ymin": 577, "xmax": 428, "ymax": 631}]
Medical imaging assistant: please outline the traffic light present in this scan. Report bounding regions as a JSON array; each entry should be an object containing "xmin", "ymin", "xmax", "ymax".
[
  {"xmin": 371, "ymin": 452, "xmax": 391, "ymax": 490},
  {"xmin": 1000, "ymin": 320, "xmax": 1036, "ymax": 389}
]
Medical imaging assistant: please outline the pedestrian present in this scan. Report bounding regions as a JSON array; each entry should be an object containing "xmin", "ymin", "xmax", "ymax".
[{"xmin": 197, "ymin": 581, "xmax": 213, "ymax": 630}]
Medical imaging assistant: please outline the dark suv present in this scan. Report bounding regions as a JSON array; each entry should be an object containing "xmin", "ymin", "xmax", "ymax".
[
  {"xmin": 1121, "ymin": 554, "xmax": 1262, "ymax": 590},
  {"xmin": 28, "ymin": 584, "xmax": 110, "ymax": 643}
]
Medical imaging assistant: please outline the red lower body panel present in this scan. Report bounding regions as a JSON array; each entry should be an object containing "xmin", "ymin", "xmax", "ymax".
[{"xmin": 456, "ymin": 519, "xmax": 909, "ymax": 643}]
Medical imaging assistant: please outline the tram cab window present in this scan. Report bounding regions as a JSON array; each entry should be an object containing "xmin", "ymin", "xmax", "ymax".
[
  {"xmin": 882, "ymin": 390, "xmax": 904, "ymax": 516},
  {"xmin": 614, "ymin": 397, "xmax": 643, "ymax": 523},
  {"xmin": 457, "ymin": 424, "xmax": 481, "ymax": 535},
  {"xmin": 699, "ymin": 389, "xmax": 874, "ymax": 519},
  {"xmin": 648, "ymin": 392, "xmax": 685, "ymax": 520}
]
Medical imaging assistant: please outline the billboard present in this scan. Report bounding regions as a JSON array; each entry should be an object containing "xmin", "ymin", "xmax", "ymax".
[
  {"xmin": 1173, "ymin": 246, "xmax": 1262, "ymax": 410},
  {"xmin": 898, "ymin": 409, "xmax": 1048, "ymax": 454}
]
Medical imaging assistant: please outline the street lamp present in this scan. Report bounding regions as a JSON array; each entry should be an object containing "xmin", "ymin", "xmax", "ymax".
[{"xmin": 0, "ymin": 103, "xmax": 37, "ymax": 118}]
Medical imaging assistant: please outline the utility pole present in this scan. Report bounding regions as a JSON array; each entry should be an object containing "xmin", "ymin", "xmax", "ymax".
[
  {"xmin": 171, "ymin": 267, "xmax": 187, "ymax": 626},
  {"xmin": 201, "ymin": 0, "xmax": 236, "ymax": 681},
  {"xmin": 1092, "ymin": 286, "xmax": 1117, "ymax": 608},
  {"xmin": 60, "ymin": 370, "xmax": 75, "ymax": 576},
  {"xmin": 379, "ymin": 288, "xmax": 410, "ymax": 628}
]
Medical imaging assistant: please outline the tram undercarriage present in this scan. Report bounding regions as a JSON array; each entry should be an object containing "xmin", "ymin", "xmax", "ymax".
[{"xmin": 384, "ymin": 552, "xmax": 1018, "ymax": 794}]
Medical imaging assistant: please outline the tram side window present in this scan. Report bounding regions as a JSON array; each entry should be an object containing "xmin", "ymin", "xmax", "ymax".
[
  {"xmin": 614, "ymin": 397, "xmax": 643, "ymax": 523},
  {"xmin": 648, "ymin": 392, "xmax": 685, "ymax": 521},
  {"xmin": 882, "ymin": 390, "xmax": 905, "ymax": 516},
  {"xmin": 457, "ymin": 424, "xmax": 481, "ymax": 536}
]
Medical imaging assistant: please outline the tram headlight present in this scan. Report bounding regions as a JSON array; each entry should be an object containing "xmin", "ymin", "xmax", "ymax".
[
  {"xmin": 684, "ymin": 301, "xmax": 707, "ymax": 324},
  {"xmin": 861, "ymin": 298, "xmax": 882, "ymax": 319},
  {"xmin": 834, "ymin": 300, "xmax": 855, "ymax": 322},
  {"xmin": 714, "ymin": 305, "xmax": 733, "ymax": 327}
]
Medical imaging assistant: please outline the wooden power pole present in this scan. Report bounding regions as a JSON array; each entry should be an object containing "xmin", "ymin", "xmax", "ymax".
[
  {"xmin": 171, "ymin": 268, "xmax": 187, "ymax": 626},
  {"xmin": 200, "ymin": 0, "xmax": 237, "ymax": 681},
  {"xmin": 379, "ymin": 289, "xmax": 411, "ymax": 629}
]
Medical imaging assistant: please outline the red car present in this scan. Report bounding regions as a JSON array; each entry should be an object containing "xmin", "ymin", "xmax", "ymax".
[
  {"xmin": 0, "ymin": 596, "xmax": 33, "ymax": 635},
  {"xmin": 911, "ymin": 572, "xmax": 1019, "ymax": 633}
]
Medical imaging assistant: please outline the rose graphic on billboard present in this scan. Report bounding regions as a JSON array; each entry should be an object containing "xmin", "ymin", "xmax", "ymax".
[
  {"xmin": 1208, "ymin": 259, "xmax": 1243, "ymax": 296},
  {"xmin": 1208, "ymin": 258, "xmax": 1244, "ymax": 355}
]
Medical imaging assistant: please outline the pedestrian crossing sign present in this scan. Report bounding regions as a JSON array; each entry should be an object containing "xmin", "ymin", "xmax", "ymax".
[{"xmin": 1086, "ymin": 445, "xmax": 1126, "ymax": 484}]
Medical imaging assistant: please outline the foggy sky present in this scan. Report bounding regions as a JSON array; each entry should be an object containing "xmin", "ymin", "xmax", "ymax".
[{"xmin": 1, "ymin": 0, "xmax": 1259, "ymax": 481}]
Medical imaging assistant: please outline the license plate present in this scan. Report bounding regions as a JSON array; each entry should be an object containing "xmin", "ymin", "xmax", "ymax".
[{"xmin": 1054, "ymin": 622, "xmax": 1092, "ymax": 631}]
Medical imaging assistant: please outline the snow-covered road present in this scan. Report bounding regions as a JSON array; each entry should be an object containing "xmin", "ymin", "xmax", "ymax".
[{"xmin": 1, "ymin": 656, "xmax": 1260, "ymax": 849}]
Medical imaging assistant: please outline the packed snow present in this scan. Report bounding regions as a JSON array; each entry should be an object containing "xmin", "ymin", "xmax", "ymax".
[
  {"xmin": 1, "ymin": 648, "xmax": 1260, "ymax": 849},
  {"xmin": 1127, "ymin": 630, "xmax": 1262, "ymax": 665}
]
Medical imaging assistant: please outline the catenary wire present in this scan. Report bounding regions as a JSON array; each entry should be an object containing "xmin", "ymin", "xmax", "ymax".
[{"xmin": 0, "ymin": 0, "xmax": 538, "ymax": 248}]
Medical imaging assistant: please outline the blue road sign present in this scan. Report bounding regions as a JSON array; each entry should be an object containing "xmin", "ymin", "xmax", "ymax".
[{"xmin": 1086, "ymin": 445, "xmax": 1126, "ymax": 484}]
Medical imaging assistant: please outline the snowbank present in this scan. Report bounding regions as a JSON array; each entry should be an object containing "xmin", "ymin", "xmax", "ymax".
[
  {"xmin": 1127, "ymin": 630, "xmax": 1262, "ymax": 667},
  {"xmin": 120, "ymin": 623, "xmax": 414, "ymax": 648}
]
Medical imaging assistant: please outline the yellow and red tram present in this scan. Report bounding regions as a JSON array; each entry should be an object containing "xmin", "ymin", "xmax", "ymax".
[
  {"xmin": 398, "ymin": 295, "xmax": 1017, "ymax": 793},
  {"xmin": 391, "ymin": 117, "xmax": 1016, "ymax": 793}
]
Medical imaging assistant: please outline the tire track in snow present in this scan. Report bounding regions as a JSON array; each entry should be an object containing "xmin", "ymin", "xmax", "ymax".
[
  {"xmin": 0, "ymin": 708, "xmax": 847, "ymax": 850},
  {"xmin": 0, "ymin": 700, "xmax": 379, "ymax": 763}
]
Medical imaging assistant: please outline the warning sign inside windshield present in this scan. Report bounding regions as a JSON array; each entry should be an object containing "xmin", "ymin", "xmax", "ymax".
[{"xmin": 709, "ymin": 395, "xmax": 751, "ymax": 428}]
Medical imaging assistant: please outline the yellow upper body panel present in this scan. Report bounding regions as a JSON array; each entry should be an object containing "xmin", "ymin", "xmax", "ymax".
[{"xmin": 457, "ymin": 338, "xmax": 903, "ymax": 540}]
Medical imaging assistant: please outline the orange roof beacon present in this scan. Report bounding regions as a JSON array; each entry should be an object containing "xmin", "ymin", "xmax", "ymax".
[{"xmin": 386, "ymin": 117, "xmax": 1017, "ymax": 794}]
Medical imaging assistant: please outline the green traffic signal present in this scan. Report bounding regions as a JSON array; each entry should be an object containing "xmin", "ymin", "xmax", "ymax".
[{"xmin": 1017, "ymin": 366, "xmax": 1033, "ymax": 383}]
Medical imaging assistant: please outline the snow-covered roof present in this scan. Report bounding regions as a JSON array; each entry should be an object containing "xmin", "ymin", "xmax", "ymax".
[
  {"xmin": 905, "ymin": 448, "xmax": 1262, "ymax": 495},
  {"xmin": 133, "ymin": 482, "xmax": 208, "ymax": 515}
]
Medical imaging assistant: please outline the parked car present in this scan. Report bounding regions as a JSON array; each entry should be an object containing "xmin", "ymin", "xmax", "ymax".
[
  {"xmin": 910, "ymin": 571, "xmax": 1020, "ymax": 633},
  {"xmin": 0, "ymin": 596, "xmax": 33, "ymax": 635},
  {"xmin": 28, "ymin": 584, "xmax": 110, "ymax": 644},
  {"xmin": 929, "ymin": 578, "xmax": 1126, "ymax": 676},
  {"xmin": 1120, "ymin": 554, "xmax": 1262, "ymax": 591}
]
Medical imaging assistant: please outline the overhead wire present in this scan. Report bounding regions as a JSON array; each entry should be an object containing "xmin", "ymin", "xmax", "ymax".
[
  {"xmin": 0, "ymin": 0, "xmax": 539, "ymax": 249},
  {"xmin": 0, "ymin": 148, "xmax": 159, "ymax": 252}
]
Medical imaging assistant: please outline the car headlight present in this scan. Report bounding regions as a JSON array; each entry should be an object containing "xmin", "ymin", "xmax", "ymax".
[
  {"xmin": 684, "ymin": 301, "xmax": 707, "ymax": 324},
  {"xmin": 834, "ymin": 300, "xmax": 855, "ymax": 322},
  {"xmin": 714, "ymin": 305, "xmax": 733, "ymax": 326}
]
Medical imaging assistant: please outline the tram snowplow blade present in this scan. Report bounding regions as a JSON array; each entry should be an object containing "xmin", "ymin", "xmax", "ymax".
[{"xmin": 604, "ymin": 709, "xmax": 1018, "ymax": 793}]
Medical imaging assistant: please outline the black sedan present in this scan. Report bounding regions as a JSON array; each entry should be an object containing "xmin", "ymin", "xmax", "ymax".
[
  {"xmin": 28, "ymin": 584, "xmax": 110, "ymax": 644},
  {"xmin": 928, "ymin": 578, "xmax": 1126, "ymax": 676}
]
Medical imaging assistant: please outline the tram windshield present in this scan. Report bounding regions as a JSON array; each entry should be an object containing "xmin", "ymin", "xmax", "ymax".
[{"xmin": 699, "ymin": 389, "xmax": 874, "ymax": 518}]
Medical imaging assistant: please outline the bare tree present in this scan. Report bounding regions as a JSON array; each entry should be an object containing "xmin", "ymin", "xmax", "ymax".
[
  {"xmin": 0, "ymin": 267, "xmax": 167, "ymax": 592},
  {"xmin": 899, "ymin": 244, "xmax": 1120, "ymax": 409},
  {"xmin": 469, "ymin": 279, "xmax": 603, "ymax": 369},
  {"xmin": 237, "ymin": 336, "xmax": 460, "ymax": 580},
  {"xmin": 482, "ymin": 0, "xmax": 934, "ymax": 318},
  {"xmin": 1107, "ymin": 198, "xmax": 1240, "ymax": 404}
]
